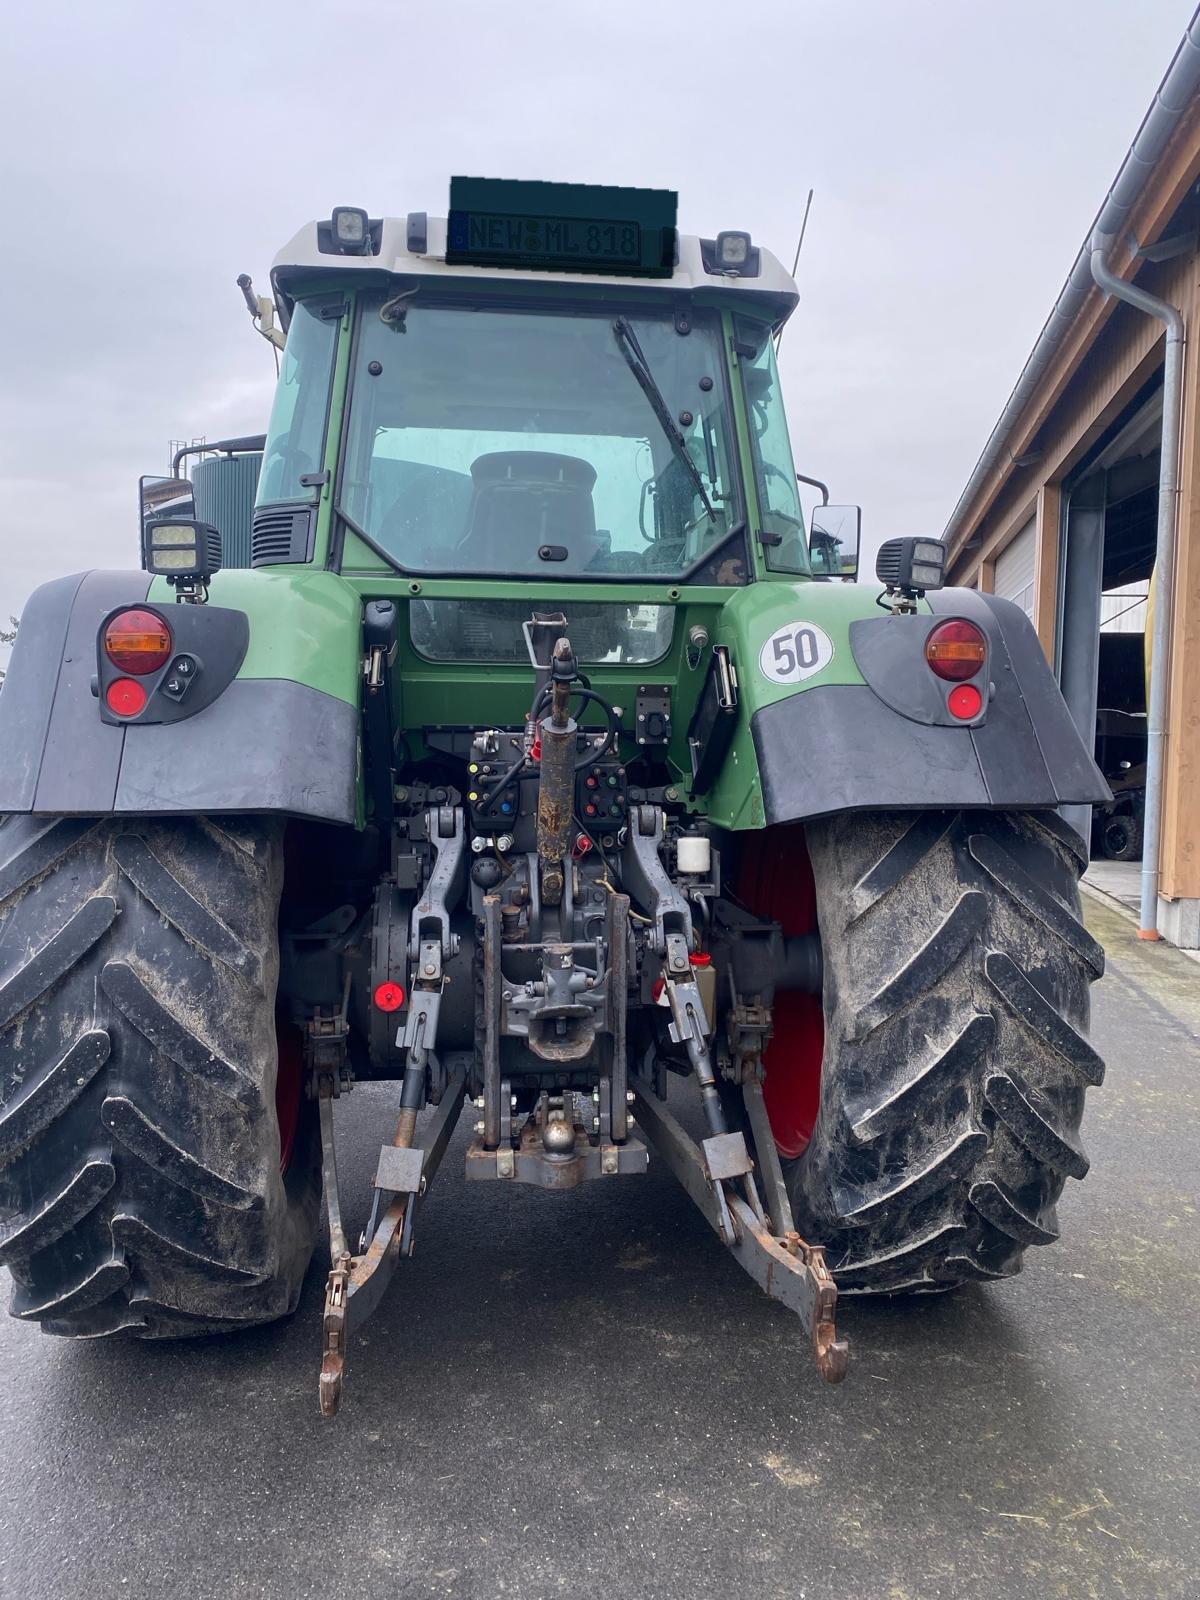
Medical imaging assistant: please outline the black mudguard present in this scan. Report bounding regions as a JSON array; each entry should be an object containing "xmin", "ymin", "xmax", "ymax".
[
  {"xmin": 0, "ymin": 570, "xmax": 357, "ymax": 824},
  {"xmin": 752, "ymin": 590, "xmax": 1110, "ymax": 825}
]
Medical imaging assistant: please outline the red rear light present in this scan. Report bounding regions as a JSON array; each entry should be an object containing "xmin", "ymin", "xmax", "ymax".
[
  {"xmin": 104, "ymin": 608, "xmax": 172, "ymax": 675},
  {"xmin": 925, "ymin": 619, "xmax": 986, "ymax": 682},
  {"xmin": 373, "ymin": 982, "xmax": 406, "ymax": 1012},
  {"xmin": 106, "ymin": 677, "xmax": 148, "ymax": 718},
  {"xmin": 948, "ymin": 683, "xmax": 983, "ymax": 721}
]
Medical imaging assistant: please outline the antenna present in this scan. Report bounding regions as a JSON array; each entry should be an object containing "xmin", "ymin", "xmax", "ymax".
[
  {"xmin": 237, "ymin": 273, "xmax": 286, "ymax": 371},
  {"xmin": 775, "ymin": 188, "xmax": 814, "ymax": 355}
]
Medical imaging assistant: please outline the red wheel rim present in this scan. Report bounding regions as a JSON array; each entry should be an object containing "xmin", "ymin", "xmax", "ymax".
[
  {"xmin": 276, "ymin": 1018, "xmax": 304, "ymax": 1176},
  {"xmin": 737, "ymin": 826, "xmax": 824, "ymax": 1158}
]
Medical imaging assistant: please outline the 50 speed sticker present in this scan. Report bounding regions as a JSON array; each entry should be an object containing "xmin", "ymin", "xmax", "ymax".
[{"xmin": 758, "ymin": 621, "xmax": 835, "ymax": 684}]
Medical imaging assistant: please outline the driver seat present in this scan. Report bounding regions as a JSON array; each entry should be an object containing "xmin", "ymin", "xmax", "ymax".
[{"xmin": 463, "ymin": 452, "xmax": 599, "ymax": 566}]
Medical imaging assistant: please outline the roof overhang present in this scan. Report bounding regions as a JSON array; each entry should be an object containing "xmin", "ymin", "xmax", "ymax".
[{"xmin": 271, "ymin": 215, "xmax": 800, "ymax": 330}]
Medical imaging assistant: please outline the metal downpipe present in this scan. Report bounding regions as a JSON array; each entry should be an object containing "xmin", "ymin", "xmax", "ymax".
[{"xmin": 1089, "ymin": 234, "xmax": 1185, "ymax": 939}]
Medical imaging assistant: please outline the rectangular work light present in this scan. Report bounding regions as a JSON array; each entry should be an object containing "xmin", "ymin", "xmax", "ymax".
[
  {"xmin": 143, "ymin": 519, "xmax": 222, "ymax": 581},
  {"xmin": 331, "ymin": 205, "xmax": 369, "ymax": 252},
  {"xmin": 876, "ymin": 536, "xmax": 946, "ymax": 595},
  {"xmin": 714, "ymin": 230, "xmax": 751, "ymax": 269}
]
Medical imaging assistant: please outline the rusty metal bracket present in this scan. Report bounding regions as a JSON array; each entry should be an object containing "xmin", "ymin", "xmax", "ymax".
[
  {"xmin": 319, "ymin": 1253, "xmax": 351, "ymax": 1419},
  {"xmin": 318, "ymin": 1063, "xmax": 468, "ymax": 1419},
  {"xmin": 723, "ymin": 1000, "xmax": 774, "ymax": 1085},
  {"xmin": 318, "ymin": 1077, "xmax": 351, "ymax": 1416},
  {"xmin": 701, "ymin": 1130, "xmax": 753, "ymax": 1182},
  {"xmin": 304, "ymin": 987, "xmax": 352, "ymax": 1097},
  {"xmin": 630, "ymin": 1077, "xmax": 848, "ymax": 1384},
  {"xmin": 465, "ymin": 1126, "xmax": 648, "ymax": 1188}
]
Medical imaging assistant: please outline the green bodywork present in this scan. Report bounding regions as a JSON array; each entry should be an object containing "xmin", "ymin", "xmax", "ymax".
[{"xmin": 156, "ymin": 291, "xmax": 902, "ymax": 833}]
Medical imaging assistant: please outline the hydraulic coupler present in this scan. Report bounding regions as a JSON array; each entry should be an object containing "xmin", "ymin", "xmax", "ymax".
[{"xmin": 535, "ymin": 636, "xmax": 577, "ymax": 906}]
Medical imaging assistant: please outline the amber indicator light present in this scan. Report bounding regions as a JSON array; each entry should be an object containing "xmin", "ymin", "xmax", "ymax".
[
  {"xmin": 104, "ymin": 608, "xmax": 173, "ymax": 675},
  {"xmin": 925, "ymin": 619, "xmax": 987, "ymax": 682}
]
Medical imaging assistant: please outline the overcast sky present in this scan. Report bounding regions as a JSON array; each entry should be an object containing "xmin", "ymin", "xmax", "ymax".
[{"xmin": 1, "ymin": 0, "xmax": 1193, "ymax": 636}]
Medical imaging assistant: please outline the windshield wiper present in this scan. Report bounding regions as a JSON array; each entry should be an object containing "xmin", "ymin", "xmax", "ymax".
[{"xmin": 612, "ymin": 317, "xmax": 716, "ymax": 522}]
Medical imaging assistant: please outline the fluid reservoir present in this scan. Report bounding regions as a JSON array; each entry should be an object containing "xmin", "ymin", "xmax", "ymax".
[{"xmin": 677, "ymin": 834, "xmax": 712, "ymax": 876}]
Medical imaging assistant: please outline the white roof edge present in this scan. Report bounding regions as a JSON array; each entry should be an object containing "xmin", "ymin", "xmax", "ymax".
[{"xmin": 270, "ymin": 216, "xmax": 799, "ymax": 318}]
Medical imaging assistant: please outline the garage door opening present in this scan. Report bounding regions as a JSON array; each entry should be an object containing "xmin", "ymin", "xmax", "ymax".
[{"xmin": 1058, "ymin": 385, "xmax": 1160, "ymax": 905}]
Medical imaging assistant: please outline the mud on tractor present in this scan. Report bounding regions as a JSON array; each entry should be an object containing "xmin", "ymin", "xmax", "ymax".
[{"xmin": 0, "ymin": 181, "xmax": 1110, "ymax": 1414}]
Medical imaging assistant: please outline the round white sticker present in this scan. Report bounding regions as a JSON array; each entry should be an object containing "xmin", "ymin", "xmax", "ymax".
[{"xmin": 758, "ymin": 621, "xmax": 835, "ymax": 684}]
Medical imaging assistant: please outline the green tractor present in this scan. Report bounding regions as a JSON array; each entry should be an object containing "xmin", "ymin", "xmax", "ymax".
[{"xmin": 0, "ymin": 180, "xmax": 1109, "ymax": 1414}]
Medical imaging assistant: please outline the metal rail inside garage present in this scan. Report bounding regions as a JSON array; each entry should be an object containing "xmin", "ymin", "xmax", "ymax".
[{"xmin": 942, "ymin": 8, "xmax": 1200, "ymax": 949}]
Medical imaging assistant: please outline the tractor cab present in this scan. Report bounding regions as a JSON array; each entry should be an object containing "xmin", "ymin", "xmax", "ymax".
[{"xmin": 254, "ymin": 180, "xmax": 857, "ymax": 596}]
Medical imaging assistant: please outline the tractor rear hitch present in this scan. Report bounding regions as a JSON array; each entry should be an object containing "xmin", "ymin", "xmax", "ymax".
[
  {"xmin": 314, "ymin": 747, "xmax": 847, "ymax": 1415},
  {"xmin": 318, "ymin": 1063, "xmax": 468, "ymax": 1418},
  {"xmin": 630, "ymin": 1077, "xmax": 849, "ymax": 1384}
]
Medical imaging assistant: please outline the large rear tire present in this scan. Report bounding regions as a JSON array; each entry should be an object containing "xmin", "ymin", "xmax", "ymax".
[
  {"xmin": 779, "ymin": 810, "xmax": 1104, "ymax": 1294},
  {"xmin": 0, "ymin": 815, "xmax": 322, "ymax": 1338}
]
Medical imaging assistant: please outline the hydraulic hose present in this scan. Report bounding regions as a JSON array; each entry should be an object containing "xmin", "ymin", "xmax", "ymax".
[{"xmin": 535, "ymin": 638, "xmax": 577, "ymax": 907}]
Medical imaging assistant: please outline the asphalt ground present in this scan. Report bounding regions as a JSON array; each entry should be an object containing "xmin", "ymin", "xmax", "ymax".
[{"xmin": 0, "ymin": 892, "xmax": 1197, "ymax": 1600}]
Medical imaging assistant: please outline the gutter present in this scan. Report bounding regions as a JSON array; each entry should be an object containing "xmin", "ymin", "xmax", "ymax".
[
  {"xmin": 1089, "ymin": 238, "xmax": 1184, "ymax": 941},
  {"xmin": 942, "ymin": 9, "xmax": 1200, "ymax": 558}
]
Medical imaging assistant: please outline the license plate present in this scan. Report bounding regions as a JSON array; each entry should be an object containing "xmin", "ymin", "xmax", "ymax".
[{"xmin": 449, "ymin": 211, "xmax": 642, "ymax": 269}]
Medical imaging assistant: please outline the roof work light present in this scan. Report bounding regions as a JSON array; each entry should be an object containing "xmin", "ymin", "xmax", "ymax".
[
  {"xmin": 331, "ymin": 205, "xmax": 369, "ymax": 252},
  {"xmin": 714, "ymin": 230, "xmax": 752, "ymax": 270}
]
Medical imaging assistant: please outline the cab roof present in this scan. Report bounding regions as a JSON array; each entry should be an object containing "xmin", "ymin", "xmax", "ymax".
[{"xmin": 271, "ymin": 214, "xmax": 800, "ymax": 329}]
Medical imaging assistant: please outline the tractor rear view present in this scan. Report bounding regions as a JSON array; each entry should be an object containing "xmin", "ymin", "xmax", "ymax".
[{"xmin": 0, "ymin": 180, "xmax": 1110, "ymax": 1414}]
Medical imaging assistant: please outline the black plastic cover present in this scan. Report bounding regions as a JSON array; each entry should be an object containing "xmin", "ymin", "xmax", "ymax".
[
  {"xmin": 96, "ymin": 602, "xmax": 249, "ymax": 726},
  {"xmin": 0, "ymin": 570, "xmax": 357, "ymax": 823},
  {"xmin": 753, "ymin": 591, "xmax": 1109, "ymax": 825}
]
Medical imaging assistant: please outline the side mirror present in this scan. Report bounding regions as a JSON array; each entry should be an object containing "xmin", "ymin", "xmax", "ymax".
[
  {"xmin": 810, "ymin": 504, "xmax": 861, "ymax": 579},
  {"xmin": 139, "ymin": 474, "xmax": 196, "ymax": 567}
]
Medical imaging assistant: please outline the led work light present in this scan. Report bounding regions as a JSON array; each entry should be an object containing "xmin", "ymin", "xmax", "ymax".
[
  {"xmin": 331, "ymin": 205, "xmax": 369, "ymax": 252},
  {"xmin": 875, "ymin": 536, "xmax": 946, "ymax": 596},
  {"xmin": 714, "ymin": 230, "xmax": 752, "ymax": 270},
  {"xmin": 143, "ymin": 519, "xmax": 222, "ymax": 584}
]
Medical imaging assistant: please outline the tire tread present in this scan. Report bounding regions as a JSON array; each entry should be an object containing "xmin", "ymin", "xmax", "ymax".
[
  {"xmin": 0, "ymin": 815, "xmax": 320, "ymax": 1340},
  {"xmin": 785, "ymin": 809, "xmax": 1103, "ymax": 1295}
]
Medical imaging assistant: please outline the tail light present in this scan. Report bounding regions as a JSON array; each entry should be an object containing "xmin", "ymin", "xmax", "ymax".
[
  {"xmin": 925, "ymin": 619, "xmax": 986, "ymax": 682},
  {"xmin": 104, "ymin": 608, "xmax": 172, "ymax": 675},
  {"xmin": 105, "ymin": 678, "xmax": 149, "ymax": 718},
  {"xmin": 947, "ymin": 683, "xmax": 984, "ymax": 721}
]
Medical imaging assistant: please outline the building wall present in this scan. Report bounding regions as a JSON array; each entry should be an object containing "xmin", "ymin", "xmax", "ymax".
[{"xmin": 946, "ymin": 249, "xmax": 1200, "ymax": 907}]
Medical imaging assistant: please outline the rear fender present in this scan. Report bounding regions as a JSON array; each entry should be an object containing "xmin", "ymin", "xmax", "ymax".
[
  {"xmin": 712, "ymin": 583, "xmax": 1109, "ymax": 827},
  {"xmin": 0, "ymin": 568, "xmax": 361, "ymax": 823}
]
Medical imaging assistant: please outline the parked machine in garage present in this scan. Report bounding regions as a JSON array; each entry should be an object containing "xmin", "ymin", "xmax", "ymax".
[
  {"xmin": 1091, "ymin": 633, "xmax": 1149, "ymax": 860},
  {"xmin": 0, "ymin": 180, "xmax": 1111, "ymax": 1415}
]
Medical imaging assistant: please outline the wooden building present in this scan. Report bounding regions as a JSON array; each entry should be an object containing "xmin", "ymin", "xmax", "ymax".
[{"xmin": 944, "ymin": 13, "xmax": 1200, "ymax": 947}]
